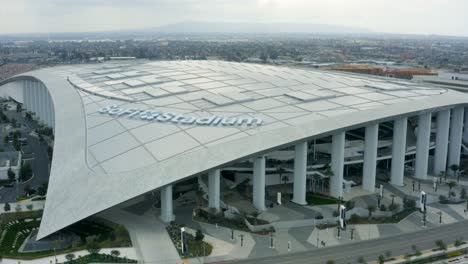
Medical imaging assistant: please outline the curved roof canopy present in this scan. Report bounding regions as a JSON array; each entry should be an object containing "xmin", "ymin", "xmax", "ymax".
[{"xmin": 1, "ymin": 60, "xmax": 467, "ymax": 239}]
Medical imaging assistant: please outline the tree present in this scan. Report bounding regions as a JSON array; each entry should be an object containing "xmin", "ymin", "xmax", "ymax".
[
  {"xmin": 24, "ymin": 184, "xmax": 33, "ymax": 196},
  {"xmin": 378, "ymin": 255, "xmax": 385, "ymax": 264},
  {"xmin": 110, "ymin": 249, "xmax": 120, "ymax": 258},
  {"xmin": 357, "ymin": 256, "xmax": 365, "ymax": 264},
  {"xmin": 16, "ymin": 103, "xmax": 22, "ymax": 112},
  {"xmin": 450, "ymin": 164, "xmax": 460, "ymax": 180},
  {"xmin": 4, "ymin": 202, "xmax": 10, "ymax": 212},
  {"xmin": 7, "ymin": 168, "xmax": 15, "ymax": 182},
  {"xmin": 438, "ymin": 171, "xmax": 445, "ymax": 183},
  {"xmin": 461, "ymin": 188, "xmax": 467, "ymax": 200},
  {"xmin": 389, "ymin": 203, "xmax": 400, "ymax": 215},
  {"xmin": 20, "ymin": 163, "xmax": 32, "ymax": 181},
  {"xmin": 37, "ymin": 182, "xmax": 48, "ymax": 196},
  {"xmin": 435, "ymin": 240, "xmax": 447, "ymax": 250},
  {"xmin": 195, "ymin": 229, "xmax": 204, "ymax": 241},
  {"xmin": 65, "ymin": 253, "xmax": 75, "ymax": 262},
  {"xmin": 367, "ymin": 205, "xmax": 376, "ymax": 218},
  {"xmin": 26, "ymin": 204, "xmax": 33, "ymax": 211},
  {"xmin": 403, "ymin": 197, "xmax": 416, "ymax": 210},
  {"xmin": 448, "ymin": 181, "xmax": 457, "ymax": 196},
  {"xmin": 86, "ymin": 241, "xmax": 101, "ymax": 254}
]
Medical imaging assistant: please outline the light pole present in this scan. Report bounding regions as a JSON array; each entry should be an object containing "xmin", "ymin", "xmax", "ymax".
[
  {"xmin": 231, "ymin": 229, "xmax": 234, "ymax": 240},
  {"xmin": 422, "ymin": 212, "xmax": 427, "ymax": 228},
  {"xmin": 438, "ymin": 211, "xmax": 442, "ymax": 224},
  {"xmin": 180, "ymin": 227, "xmax": 185, "ymax": 255},
  {"xmin": 316, "ymin": 229, "xmax": 320, "ymax": 248},
  {"xmin": 269, "ymin": 232, "xmax": 275, "ymax": 249}
]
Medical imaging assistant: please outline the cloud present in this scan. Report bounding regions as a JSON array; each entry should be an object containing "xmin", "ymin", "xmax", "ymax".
[{"xmin": 0, "ymin": 0, "xmax": 467, "ymax": 36}]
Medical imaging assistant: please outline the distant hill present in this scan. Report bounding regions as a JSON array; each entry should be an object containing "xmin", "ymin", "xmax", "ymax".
[{"xmin": 146, "ymin": 22, "xmax": 372, "ymax": 34}]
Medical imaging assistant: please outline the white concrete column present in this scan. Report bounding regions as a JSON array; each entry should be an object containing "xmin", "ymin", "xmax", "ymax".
[
  {"xmin": 208, "ymin": 169, "xmax": 221, "ymax": 211},
  {"xmin": 292, "ymin": 141, "xmax": 307, "ymax": 205},
  {"xmin": 434, "ymin": 109, "xmax": 450, "ymax": 175},
  {"xmin": 464, "ymin": 107, "xmax": 468, "ymax": 153},
  {"xmin": 391, "ymin": 117, "xmax": 407, "ymax": 186},
  {"xmin": 160, "ymin": 185, "xmax": 174, "ymax": 222},
  {"xmin": 253, "ymin": 156, "xmax": 266, "ymax": 211},
  {"xmin": 363, "ymin": 124, "xmax": 379, "ymax": 192},
  {"xmin": 448, "ymin": 106, "xmax": 464, "ymax": 173},
  {"xmin": 330, "ymin": 131, "xmax": 345, "ymax": 198},
  {"xmin": 415, "ymin": 113, "xmax": 432, "ymax": 180}
]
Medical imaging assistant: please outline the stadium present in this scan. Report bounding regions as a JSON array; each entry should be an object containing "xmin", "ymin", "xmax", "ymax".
[{"xmin": 0, "ymin": 60, "xmax": 467, "ymax": 240}]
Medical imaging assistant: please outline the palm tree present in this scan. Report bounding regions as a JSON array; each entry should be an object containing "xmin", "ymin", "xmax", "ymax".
[
  {"xmin": 367, "ymin": 205, "xmax": 376, "ymax": 219},
  {"xmin": 448, "ymin": 181, "xmax": 457, "ymax": 194},
  {"xmin": 450, "ymin": 164, "xmax": 460, "ymax": 179},
  {"xmin": 438, "ymin": 171, "xmax": 445, "ymax": 184}
]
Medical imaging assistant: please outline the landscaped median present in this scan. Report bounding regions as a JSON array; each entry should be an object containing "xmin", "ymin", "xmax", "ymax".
[
  {"xmin": 379, "ymin": 241, "xmax": 468, "ymax": 264},
  {"xmin": 166, "ymin": 222, "xmax": 213, "ymax": 258}
]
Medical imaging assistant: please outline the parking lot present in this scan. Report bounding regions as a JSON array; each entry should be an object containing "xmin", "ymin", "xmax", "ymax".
[{"xmin": 0, "ymin": 100, "xmax": 52, "ymax": 203}]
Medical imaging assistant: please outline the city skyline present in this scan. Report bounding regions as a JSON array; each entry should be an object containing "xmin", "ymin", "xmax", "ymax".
[{"xmin": 1, "ymin": 0, "xmax": 468, "ymax": 37}]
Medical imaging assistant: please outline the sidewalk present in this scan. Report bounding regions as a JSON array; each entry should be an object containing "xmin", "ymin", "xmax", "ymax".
[
  {"xmin": 99, "ymin": 207, "xmax": 181, "ymax": 264},
  {"xmin": 0, "ymin": 247, "xmax": 137, "ymax": 264}
]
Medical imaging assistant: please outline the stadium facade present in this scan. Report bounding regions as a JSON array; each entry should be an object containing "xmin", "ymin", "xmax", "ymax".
[{"xmin": 1, "ymin": 60, "xmax": 468, "ymax": 239}]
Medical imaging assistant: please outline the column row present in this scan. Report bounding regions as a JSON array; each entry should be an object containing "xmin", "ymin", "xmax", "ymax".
[{"xmin": 159, "ymin": 105, "xmax": 467, "ymax": 221}]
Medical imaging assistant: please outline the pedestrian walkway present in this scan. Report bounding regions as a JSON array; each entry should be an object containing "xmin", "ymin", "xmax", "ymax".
[{"xmin": 99, "ymin": 207, "xmax": 181, "ymax": 264}]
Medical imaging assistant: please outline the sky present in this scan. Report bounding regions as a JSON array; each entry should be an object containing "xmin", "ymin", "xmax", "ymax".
[{"xmin": 0, "ymin": 0, "xmax": 467, "ymax": 36}]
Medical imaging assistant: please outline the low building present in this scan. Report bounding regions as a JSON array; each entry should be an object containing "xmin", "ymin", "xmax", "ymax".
[{"xmin": 0, "ymin": 151, "xmax": 22, "ymax": 180}]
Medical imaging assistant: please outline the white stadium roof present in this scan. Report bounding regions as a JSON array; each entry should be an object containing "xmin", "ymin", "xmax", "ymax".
[{"xmin": 1, "ymin": 60, "xmax": 467, "ymax": 239}]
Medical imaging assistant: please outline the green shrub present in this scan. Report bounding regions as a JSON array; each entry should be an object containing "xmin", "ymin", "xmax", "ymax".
[{"xmin": 380, "ymin": 204, "xmax": 387, "ymax": 211}]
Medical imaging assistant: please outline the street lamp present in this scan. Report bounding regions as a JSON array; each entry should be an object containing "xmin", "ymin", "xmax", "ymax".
[
  {"xmin": 180, "ymin": 227, "xmax": 185, "ymax": 255},
  {"xmin": 316, "ymin": 229, "xmax": 320, "ymax": 248},
  {"xmin": 269, "ymin": 232, "xmax": 275, "ymax": 249}
]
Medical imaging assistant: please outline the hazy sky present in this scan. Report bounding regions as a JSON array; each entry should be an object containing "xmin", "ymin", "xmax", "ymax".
[{"xmin": 1, "ymin": 0, "xmax": 467, "ymax": 36}]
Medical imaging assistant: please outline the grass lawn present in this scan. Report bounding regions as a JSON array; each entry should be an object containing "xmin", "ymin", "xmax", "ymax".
[
  {"xmin": 0, "ymin": 211, "xmax": 132, "ymax": 260},
  {"xmin": 306, "ymin": 194, "xmax": 340, "ymax": 205}
]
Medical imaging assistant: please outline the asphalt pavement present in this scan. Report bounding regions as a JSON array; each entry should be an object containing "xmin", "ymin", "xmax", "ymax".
[
  {"xmin": 231, "ymin": 220, "xmax": 468, "ymax": 264},
  {"xmin": 0, "ymin": 108, "xmax": 50, "ymax": 203}
]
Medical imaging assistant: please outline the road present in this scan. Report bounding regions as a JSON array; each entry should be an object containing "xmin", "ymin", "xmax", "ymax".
[
  {"xmin": 0, "ymin": 108, "xmax": 50, "ymax": 203},
  {"xmin": 231, "ymin": 220, "xmax": 468, "ymax": 264}
]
